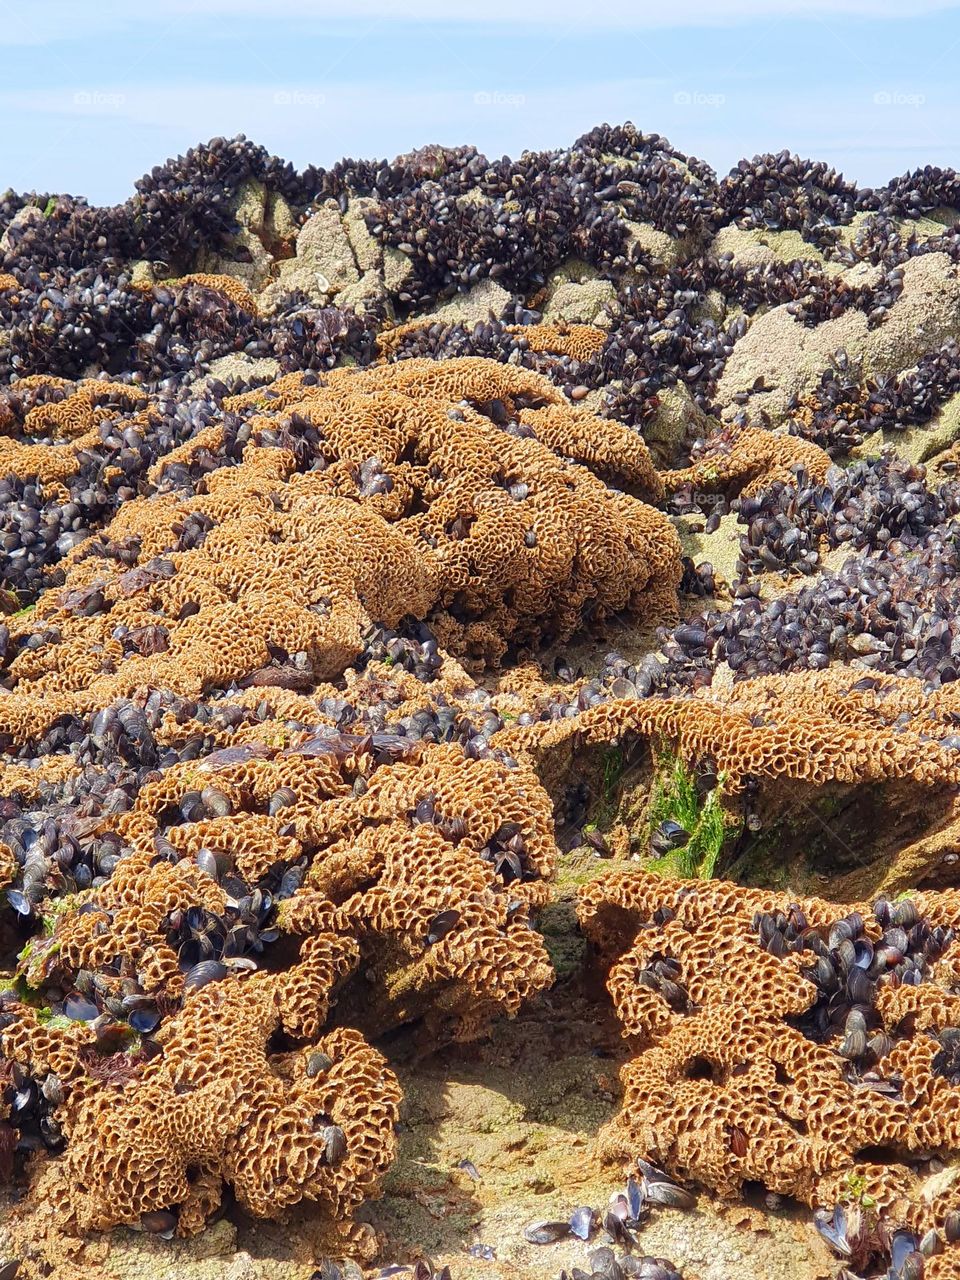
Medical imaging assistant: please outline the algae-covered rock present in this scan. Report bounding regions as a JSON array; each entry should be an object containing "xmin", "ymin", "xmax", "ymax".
[
  {"xmin": 715, "ymin": 251, "xmax": 960, "ymax": 423},
  {"xmin": 855, "ymin": 387, "xmax": 960, "ymax": 466},
  {"xmin": 624, "ymin": 219, "xmax": 698, "ymax": 268},
  {"xmin": 674, "ymin": 511, "xmax": 742, "ymax": 589},
  {"xmin": 337, "ymin": 268, "xmax": 391, "ymax": 316},
  {"xmin": 106, "ymin": 1219, "xmax": 270, "ymax": 1280},
  {"xmin": 540, "ymin": 259, "xmax": 617, "ymax": 326},
  {"xmin": 534, "ymin": 899, "xmax": 586, "ymax": 982},
  {"xmin": 642, "ymin": 384, "xmax": 709, "ymax": 460},
  {"xmin": 260, "ymin": 200, "xmax": 360, "ymax": 311},
  {"xmin": 128, "ymin": 259, "xmax": 155, "ymax": 288},
  {"xmin": 543, "ymin": 278, "xmax": 616, "ymax": 327},
  {"xmin": 194, "ymin": 178, "xmax": 276, "ymax": 292},
  {"xmin": 205, "ymin": 352, "xmax": 281, "ymax": 387},
  {"xmin": 264, "ymin": 189, "xmax": 297, "ymax": 247},
  {"xmin": 0, "ymin": 204, "xmax": 44, "ymax": 254},
  {"xmin": 342, "ymin": 197, "xmax": 383, "ymax": 274},
  {"xmin": 424, "ymin": 278, "xmax": 512, "ymax": 327},
  {"xmin": 383, "ymin": 243, "xmax": 415, "ymax": 295},
  {"xmin": 711, "ymin": 225, "xmax": 829, "ymax": 270}
]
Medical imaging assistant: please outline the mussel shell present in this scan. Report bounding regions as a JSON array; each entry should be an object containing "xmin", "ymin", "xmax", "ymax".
[
  {"xmin": 195, "ymin": 848, "xmax": 220, "ymax": 881},
  {"xmin": 200, "ymin": 786, "xmax": 232, "ymax": 817},
  {"xmin": 641, "ymin": 1179, "xmax": 695, "ymax": 1211},
  {"xmin": 884, "ymin": 926, "xmax": 910, "ymax": 954},
  {"xmin": 813, "ymin": 1205, "xmax": 851, "ymax": 1256},
  {"xmin": 919, "ymin": 1229, "xmax": 942, "ymax": 1257},
  {"xmin": 853, "ymin": 938, "xmax": 874, "ymax": 970},
  {"xmin": 6, "ymin": 890, "xmax": 32, "ymax": 917},
  {"xmin": 836, "ymin": 938, "xmax": 856, "ymax": 972},
  {"xmin": 140, "ymin": 1209, "xmax": 178, "ymax": 1237},
  {"xmin": 892, "ymin": 899, "xmax": 919, "ymax": 930},
  {"xmin": 569, "ymin": 1205, "xmax": 595, "ymax": 1240},
  {"xmin": 891, "ymin": 1231, "xmax": 920, "ymax": 1274},
  {"xmin": 128, "ymin": 1006, "xmax": 161, "ymax": 1034},
  {"xmin": 839, "ymin": 1030, "xmax": 867, "ymax": 1060},
  {"xmin": 63, "ymin": 993, "xmax": 100, "ymax": 1021},
  {"xmin": 183, "ymin": 960, "xmax": 228, "ymax": 991},
  {"xmin": 322, "ymin": 1123, "xmax": 347, "ymax": 1164},
  {"xmin": 828, "ymin": 920, "xmax": 853, "ymax": 950},
  {"xmin": 269, "ymin": 787, "xmax": 298, "ymax": 816},
  {"xmin": 900, "ymin": 1253, "xmax": 925, "ymax": 1280},
  {"xmin": 653, "ymin": 820, "xmax": 688, "ymax": 851},
  {"xmin": 588, "ymin": 1245, "xmax": 625, "ymax": 1280},
  {"xmin": 425, "ymin": 909, "xmax": 460, "ymax": 945},
  {"xmin": 523, "ymin": 1220, "xmax": 570, "ymax": 1245},
  {"xmin": 867, "ymin": 1031, "xmax": 894, "ymax": 1060},
  {"xmin": 806, "ymin": 956, "xmax": 837, "ymax": 990},
  {"xmin": 626, "ymin": 1172, "xmax": 644, "ymax": 1220},
  {"xmin": 846, "ymin": 966, "xmax": 874, "ymax": 1004},
  {"xmin": 632, "ymin": 1264, "xmax": 679, "ymax": 1280}
]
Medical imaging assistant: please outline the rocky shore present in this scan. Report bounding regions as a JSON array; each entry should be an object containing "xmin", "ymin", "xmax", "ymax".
[{"xmin": 2, "ymin": 124, "xmax": 960, "ymax": 1280}]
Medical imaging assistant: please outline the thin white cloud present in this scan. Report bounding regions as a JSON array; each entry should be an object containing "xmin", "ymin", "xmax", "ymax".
[
  {"xmin": 177, "ymin": 0, "xmax": 960, "ymax": 15},
  {"xmin": 1, "ymin": 0, "xmax": 958, "ymax": 43},
  {"xmin": 125, "ymin": 0, "xmax": 960, "ymax": 15},
  {"xmin": 0, "ymin": 76, "xmax": 954, "ymax": 198}
]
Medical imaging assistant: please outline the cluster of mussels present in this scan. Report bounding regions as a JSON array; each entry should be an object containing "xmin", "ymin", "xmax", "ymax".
[
  {"xmin": 658, "ymin": 516, "xmax": 960, "ymax": 688},
  {"xmin": 757, "ymin": 898, "xmax": 956, "ymax": 1067},
  {"xmin": 5, "ymin": 123, "xmax": 960, "ymax": 1280}
]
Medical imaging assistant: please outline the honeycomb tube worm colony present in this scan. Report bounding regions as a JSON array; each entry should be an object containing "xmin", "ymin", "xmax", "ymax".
[{"xmin": 5, "ymin": 125, "xmax": 960, "ymax": 1279}]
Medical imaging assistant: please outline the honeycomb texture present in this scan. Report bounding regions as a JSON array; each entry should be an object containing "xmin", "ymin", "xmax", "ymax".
[
  {"xmin": 504, "ymin": 321, "xmax": 607, "ymax": 362},
  {"xmin": 8, "ymin": 950, "xmax": 400, "ymax": 1235},
  {"xmin": 28, "ymin": 731, "xmax": 557, "ymax": 1042},
  {"xmin": 0, "ymin": 357, "xmax": 679, "ymax": 745},
  {"xmin": 500, "ymin": 664, "xmax": 960, "ymax": 792},
  {"xmin": 578, "ymin": 867, "xmax": 960, "ymax": 1262},
  {"xmin": 662, "ymin": 424, "xmax": 832, "ymax": 498},
  {"xmin": 164, "ymin": 272, "xmax": 258, "ymax": 313},
  {"xmin": 0, "ymin": 379, "xmax": 150, "ymax": 485}
]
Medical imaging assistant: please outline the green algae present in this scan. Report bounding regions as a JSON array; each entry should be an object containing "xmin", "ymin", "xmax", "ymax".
[{"xmin": 647, "ymin": 748, "xmax": 738, "ymax": 879}]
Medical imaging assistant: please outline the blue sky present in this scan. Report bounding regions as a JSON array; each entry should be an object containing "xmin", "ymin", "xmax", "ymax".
[{"xmin": 2, "ymin": 0, "xmax": 959, "ymax": 203}]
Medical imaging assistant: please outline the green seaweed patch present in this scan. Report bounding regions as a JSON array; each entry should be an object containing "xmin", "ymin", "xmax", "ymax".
[
  {"xmin": 35, "ymin": 1007, "xmax": 72, "ymax": 1031},
  {"xmin": 817, "ymin": 794, "xmax": 841, "ymax": 821},
  {"xmin": 11, "ymin": 970, "xmax": 47, "ymax": 1006},
  {"xmin": 555, "ymin": 847, "xmax": 611, "ymax": 891},
  {"xmin": 17, "ymin": 935, "xmax": 61, "ymax": 991},
  {"xmin": 587, "ymin": 744, "xmax": 627, "ymax": 828},
  {"xmin": 0, "ymin": 587, "xmax": 34, "ymax": 619},
  {"xmin": 602, "ymin": 745, "xmax": 624, "ymax": 802},
  {"xmin": 724, "ymin": 824, "xmax": 791, "ymax": 889},
  {"xmin": 41, "ymin": 893, "xmax": 77, "ymax": 936},
  {"xmin": 838, "ymin": 1169, "xmax": 878, "ymax": 1212},
  {"xmin": 647, "ymin": 747, "xmax": 738, "ymax": 879}
]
